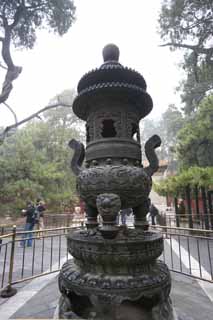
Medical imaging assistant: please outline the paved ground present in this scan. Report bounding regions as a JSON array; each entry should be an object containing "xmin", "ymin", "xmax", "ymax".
[
  {"xmin": 0, "ymin": 271, "xmax": 212, "ymax": 320},
  {"xmin": 11, "ymin": 275, "xmax": 60, "ymax": 319},
  {"xmin": 171, "ymin": 273, "xmax": 213, "ymax": 320}
]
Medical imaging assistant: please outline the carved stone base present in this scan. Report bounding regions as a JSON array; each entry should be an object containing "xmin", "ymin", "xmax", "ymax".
[
  {"xmin": 58, "ymin": 290, "xmax": 175, "ymax": 320},
  {"xmin": 58, "ymin": 257, "xmax": 173, "ymax": 320},
  {"xmin": 67, "ymin": 228, "xmax": 164, "ymax": 272},
  {"xmin": 59, "ymin": 260, "xmax": 171, "ymax": 295},
  {"xmin": 58, "ymin": 229, "xmax": 174, "ymax": 320}
]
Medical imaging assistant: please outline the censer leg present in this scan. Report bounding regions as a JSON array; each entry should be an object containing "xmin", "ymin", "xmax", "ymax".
[
  {"xmin": 133, "ymin": 198, "xmax": 150, "ymax": 230},
  {"xmin": 85, "ymin": 204, "xmax": 99, "ymax": 229}
]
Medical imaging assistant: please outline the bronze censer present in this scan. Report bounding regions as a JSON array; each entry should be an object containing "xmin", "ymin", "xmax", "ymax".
[{"xmin": 58, "ymin": 44, "xmax": 175, "ymax": 320}]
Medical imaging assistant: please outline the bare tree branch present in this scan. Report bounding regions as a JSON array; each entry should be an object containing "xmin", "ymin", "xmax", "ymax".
[
  {"xmin": 181, "ymin": 20, "xmax": 208, "ymax": 31},
  {"xmin": 0, "ymin": 61, "xmax": 7, "ymax": 70},
  {"xmin": 10, "ymin": 3, "xmax": 25, "ymax": 29},
  {"xmin": 2, "ymin": 30, "xmax": 13, "ymax": 68},
  {"xmin": 0, "ymin": 25, "xmax": 23, "ymax": 104},
  {"xmin": 0, "ymin": 6, "xmax": 23, "ymax": 106},
  {"xmin": 3, "ymin": 102, "xmax": 18, "ymax": 124},
  {"xmin": 159, "ymin": 42, "xmax": 213, "ymax": 55},
  {"xmin": 0, "ymin": 100, "xmax": 72, "ymax": 143}
]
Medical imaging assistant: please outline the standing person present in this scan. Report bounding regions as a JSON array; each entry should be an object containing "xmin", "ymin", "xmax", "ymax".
[
  {"xmin": 120, "ymin": 208, "xmax": 132, "ymax": 225},
  {"xmin": 20, "ymin": 202, "xmax": 35, "ymax": 247},
  {"xmin": 149, "ymin": 203, "xmax": 159, "ymax": 226},
  {"xmin": 79, "ymin": 199, "xmax": 86, "ymax": 218},
  {"xmin": 178, "ymin": 199, "xmax": 185, "ymax": 219},
  {"xmin": 74, "ymin": 206, "xmax": 81, "ymax": 220},
  {"xmin": 35, "ymin": 199, "xmax": 46, "ymax": 238}
]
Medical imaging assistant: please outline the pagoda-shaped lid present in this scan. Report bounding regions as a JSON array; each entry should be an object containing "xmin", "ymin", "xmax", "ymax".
[{"xmin": 73, "ymin": 44, "xmax": 153, "ymax": 120}]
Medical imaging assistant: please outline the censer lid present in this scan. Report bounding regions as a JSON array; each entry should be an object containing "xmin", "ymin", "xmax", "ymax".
[{"xmin": 73, "ymin": 44, "xmax": 153, "ymax": 120}]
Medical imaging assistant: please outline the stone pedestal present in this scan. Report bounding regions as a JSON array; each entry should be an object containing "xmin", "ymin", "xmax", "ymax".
[{"xmin": 58, "ymin": 227, "xmax": 174, "ymax": 320}]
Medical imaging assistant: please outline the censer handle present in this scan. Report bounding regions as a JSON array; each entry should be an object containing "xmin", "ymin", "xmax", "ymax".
[
  {"xmin": 144, "ymin": 135, "xmax": 161, "ymax": 177},
  {"xmin": 68, "ymin": 139, "xmax": 85, "ymax": 176}
]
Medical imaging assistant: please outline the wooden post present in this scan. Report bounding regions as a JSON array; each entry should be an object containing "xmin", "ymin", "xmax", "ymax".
[
  {"xmin": 194, "ymin": 185, "xmax": 200, "ymax": 224},
  {"xmin": 207, "ymin": 190, "xmax": 213, "ymax": 230},
  {"xmin": 174, "ymin": 197, "xmax": 180, "ymax": 228},
  {"xmin": 185, "ymin": 186, "xmax": 193, "ymax": 229},
  {"xmin": 201, "ymin": 187, "xmax": 209, "ymax": 230}
]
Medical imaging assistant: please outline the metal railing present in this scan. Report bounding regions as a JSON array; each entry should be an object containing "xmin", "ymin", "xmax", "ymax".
[
  {"xmin": 0, "ymin": 220, "xmax": 84, "ymax": 297},
  {"xmin": 0, "ymin": 213, "xmax": 84, "ymax": 236},
  {"xmin": 0, "ymin": 221, "xmax": 212, "ymax": 298},
  {"xmin": 152, "ymin": 225, "xmax": 213, "ymax": 282},
  {"xmin": 152, "ymin": 211, "xmax": 213, "ymax": 230},
  {"xmin": 171, "ymin": 188, "xmax": 213, "ymax": 230}
]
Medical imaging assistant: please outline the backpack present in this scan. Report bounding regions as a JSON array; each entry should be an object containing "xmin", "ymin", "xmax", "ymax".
[
  {"xmin": 33, "ymin": 206, "xmax": 40, "ymax": 222},
  {"xmin": 150, "ymin": 205, "xmax": 159, "ymax": 217},
  {"xmin": 125, "ymin": 208, "xmax": 132, "ymax": 216}
]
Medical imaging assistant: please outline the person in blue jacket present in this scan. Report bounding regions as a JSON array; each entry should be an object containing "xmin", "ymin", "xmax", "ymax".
[{"xmin": 20, "ymin": 202, "xmax": 35, "ymax": 247}]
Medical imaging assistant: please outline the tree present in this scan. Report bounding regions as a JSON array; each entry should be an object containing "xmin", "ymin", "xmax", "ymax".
[
  {"xmin": 178, "ymin": 53, "xmax": 213, "ymax": 114},
  {"xmin": 0, "ymin": 88, "xmax": 80, "ymax": 145},
  {"xmin": 159, "ymin": 0, "xmax": 213, "ymax": 114},
  {"xmin": 44, "ymin": 89, "xmax": 81, "ymax": 131},
  {"xmin": 154, "ymin": 166, "xmax": 213, "ymax": 197},
  {"xmin": 177, "ymin": 94, "xmax": 213, "ymax": 169},
  {"xmin": 141, "ymin": 117, "xmax": 170, "ymax": 161},
  {"xmin": 0, "ymin": 0, "xmax": 76, "ymax": 140},
  {"xmin": 159, "ymin": 104, "xmax": 184, "ymax": 155},
  {"xmin": 0, "ymin": 103, "xmax": 81, "ymax": 216},
  {"xmin": 141, "ymin": 104, "xmax": 184, "ymax": 162}
]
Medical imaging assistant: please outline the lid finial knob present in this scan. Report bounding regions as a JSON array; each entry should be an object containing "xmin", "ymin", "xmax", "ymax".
[{"xmin": 102, "ymin": 44, "xmax": 120, "ymax": 63}]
